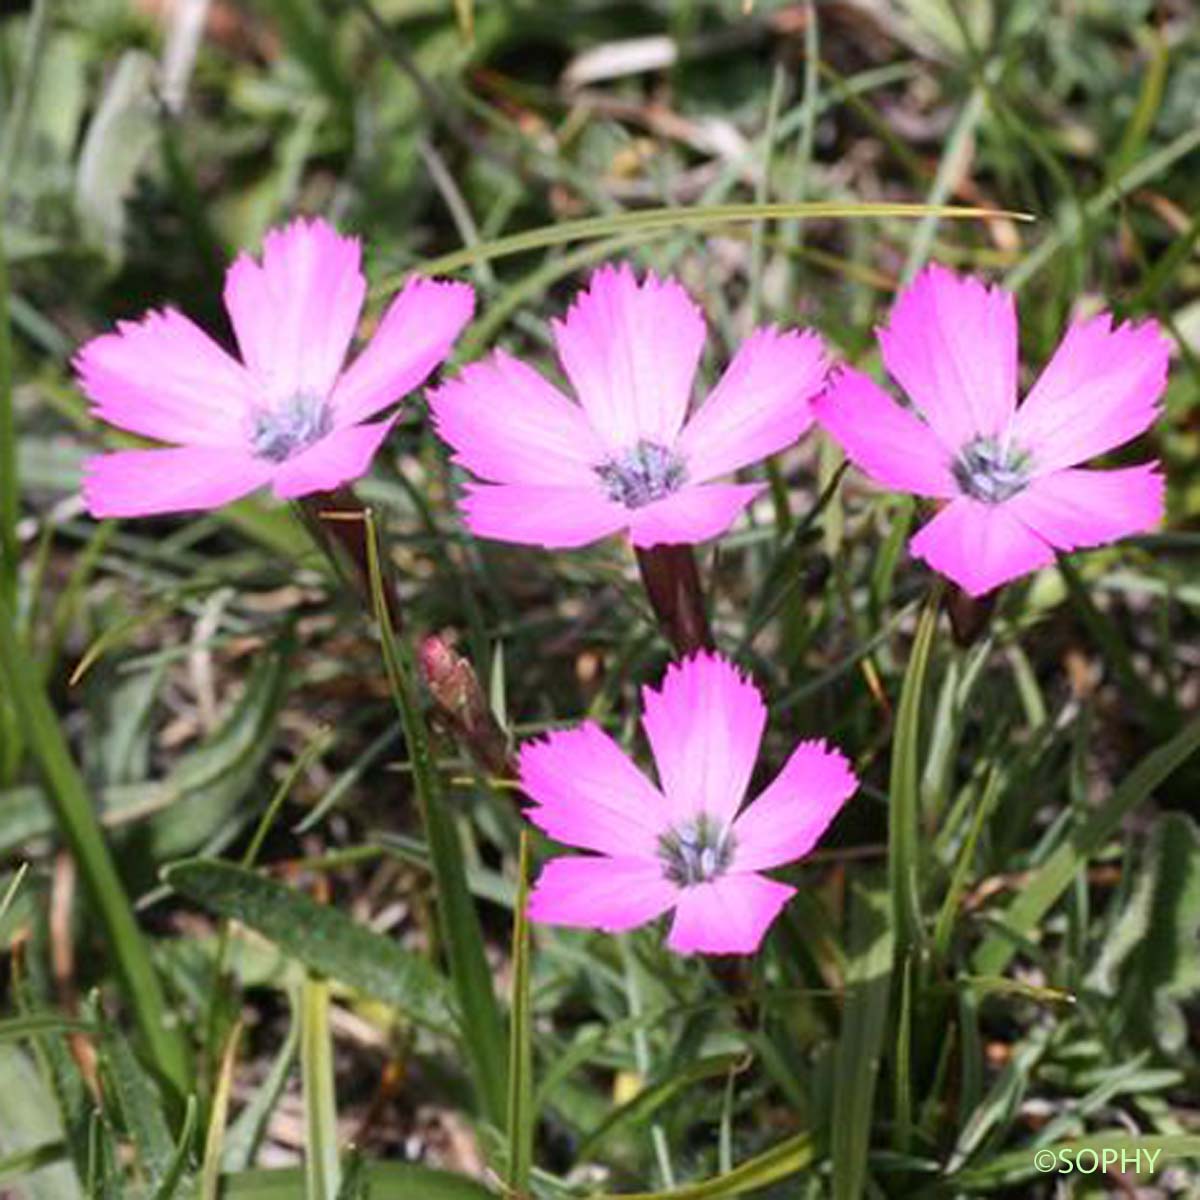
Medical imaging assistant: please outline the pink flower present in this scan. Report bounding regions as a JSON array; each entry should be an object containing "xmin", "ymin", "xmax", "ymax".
[
  {"xmin": 520, "ymin": 653, "xmax": 857, "ymax": 955},
  {"xmin": 429, "ymin": 264, "xmax": 827, "ymax": 549},
  {"xmin": 78, "ymin": 217, "xmax": 474, "ymax": 517},
  {"xmin": 813, "ymin": 265, "xmax": 1168, "ymax": 597}
]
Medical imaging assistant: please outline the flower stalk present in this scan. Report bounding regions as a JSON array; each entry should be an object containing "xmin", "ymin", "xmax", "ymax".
[
  {"xmin": 943, "ymin": 584, "xmax": 997, "ymax": 648},
  {"xmin": 635, "ymin": 544, "xmax": 715, "ymax": 658},
  {"xmin": 296, "ymin": 487, "xmax": 403, "ymax": 632}
]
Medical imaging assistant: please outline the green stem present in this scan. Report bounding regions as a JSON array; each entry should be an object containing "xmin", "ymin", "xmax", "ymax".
[
  {"xmin": 362, "ymin": 512, "xmax": 507, "ymax": 1126},
  {"xmin": 301, "ymin": 977, "xmax": 341, "ymax": 1199},
  {"xmin": 504, "ymin": 832, "xmax": 534, "ymax": 1196},
  {"xmin": 0, "ymin": 595, "xmax": 190, "ymax": 1094}
]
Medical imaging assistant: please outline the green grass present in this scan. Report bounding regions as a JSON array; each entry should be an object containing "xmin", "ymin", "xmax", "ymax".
[{"xmin": 1, "ymin": 0, "xmax": 1199, "ymax": 1196}]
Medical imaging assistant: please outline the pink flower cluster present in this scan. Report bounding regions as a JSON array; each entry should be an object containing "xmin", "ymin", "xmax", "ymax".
[{"xmin": 76, "ymin": 217, "xmax": 1170, "ymax": 955}]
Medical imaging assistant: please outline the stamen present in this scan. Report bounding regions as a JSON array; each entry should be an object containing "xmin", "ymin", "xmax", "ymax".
[
  {"xmin": 657, "ymin": 813, "xmax": 736, "ymax": 887},
  {"xmin": 952, "ymin": 436, "xmax": 1031, "ymax": 504},
  {"xmin": 595, "ymin": 440, "xmax": 687, "ymax": 509},
  {"xmin": 250, "ymin": 392, "xmax": 333, "ymax": 463}
]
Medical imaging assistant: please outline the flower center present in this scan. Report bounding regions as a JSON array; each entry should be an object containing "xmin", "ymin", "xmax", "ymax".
[
  {"xmin": 951, "ymin": 436, "xmax": 1031, "ymax": 504},
  {"xmin": 595, "ymin": 440, "xmax": 687, "ymax": 509},
  {"xmin": 250, "ymin": 392, "xmax": 333, "ymax": 463},
  {"xmin": 657, "ymin": 813, "xmax": 736, "ymax": 887}
]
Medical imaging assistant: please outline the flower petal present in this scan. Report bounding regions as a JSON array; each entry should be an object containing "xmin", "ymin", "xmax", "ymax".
[
  {"xmin": 909, "ymin": 496, "xmax": 1055, "ymax": 597},
  {"xmin": 628, "ymin": 483, "xmax": 764, "ymax": 549},
  {"xmin": 526, "ymin": 856, "xmax": 678, "ymax": 933},
  {"xmin": 459, "ymin": 482, "xmax": 626, "ymax": 548},
  {"xmin": 429, "ymin": 350, "xmax": 604, "ymax": 485},
  {"xmin": 552, "ymin": 264, "xmax": 705, "ymax": 447},
  {"xmin": 1005, "ymin": 464, "xmax": 1164, "ymax": 552},
  {"xmin": 269, "ymin": 419, "xmax": 394, "ymax": 499},
  {"xmin": 82, "ymin": 447, "xmax": 273, "ymax": 518},
  {"xmin": 74, "ymin": 309, "xmax": 257, "ymax": 447},
  {"xmin": 665, "ymin": 874, "xmax": 794, "ymax": 955},
  {"xmin": 812, "ymin": 367, "xmax": 956, "ymax": 497},
  {"xmin": 731, "ymin": 740, "xmax": 857, "ymax": 871},
  {"xmin": 332, "ymin": 277, "xmax": 475, "ymax": 427},
  {"xmin": 519, "ymin": 721, "xmax": 671, "ymax": 857},
  {"xmin": 641, "ymin": 652, "xmax": 766, "ymax": 827},
  {"xmin": 879, "ymin": 264, "xmax": 1018, "ymax": 448},
  {"xmin": 224, "ymin": 217, "xmax": 365, "ymax": 403},
  {"xmin": 677, "ymin": 326, "xmax": 826, "ymax": 481},
  {"xmin": 1012, "ymin": 313, "xmax": 1169, "ymax": 473}
]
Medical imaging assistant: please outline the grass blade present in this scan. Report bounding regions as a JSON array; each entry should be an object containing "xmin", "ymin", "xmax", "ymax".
[
  {"xmin": 0, "ymin": 595, "xmax": 190, "ymax": 1094},
  {"xmin": 0, "ymin": 1014, "xmax": 95, "ymax": 1043},
  {"xmin": 392, "ymin": 201, "xmax": 1031, "ymax": 285},
  {"xmin": 0, "ymin": 0, "xmax": 52, "ymax": 612},
  {"xmin": 201, "ymin": 1021, "xmax": 243, "ymax": 1200},
  {"xmin": 150, "ymin": 1096, "xmax": 197, "ymax": 1200},
  {"xmin": 832, "ymin": 884, "xmax": 894, "ymax": 1200},
  {"xmin": 361, "ymin": 510, "xmax": 507, "ymax": 1125},
  {"xmin": 98, "ymin": 1020, "xmax": 175, "ymax": 1188},
  {"xmin": 189, "ymin": 1163, "xmax": 496, "ymax": 1198},
  {"xmin": 973, "ymin": 713, "xmax": 1200, "ymax": 976},
  {"xmin": 301, "ymin": 977, "xmax": 341, "ymax": 1200},
  {"xmin": 594, "ymin": 1130, "xmax": 817, "ymax": 1200},
  {"xmin": 505, "ymin": 831, "xmax": 534, "ymax": 1195},
  {"xmin": 889, "ymin": 589, "xmax": 940, "ymax": 955}
]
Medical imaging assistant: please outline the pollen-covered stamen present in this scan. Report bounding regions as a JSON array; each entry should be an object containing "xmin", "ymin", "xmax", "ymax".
[
  {"xmin": 250, "ymin": 391, "xmax": 333, "ymax": 463},
  {"xmin": 952, "ymin": 436, "xmax": 1032, "ymax": 504},
  {"xmin": 595, "ymin": 439, "xmax": 687, "ymax": 509},
  {"xmin": 657, "ymin": 812, "xmax": 736, "ymax": 887}
]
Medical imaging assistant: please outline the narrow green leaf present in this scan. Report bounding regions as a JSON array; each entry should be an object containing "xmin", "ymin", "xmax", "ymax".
[
  {"xmin": 594, "ymin": 1130, "xmax": 817, "ymax": 1200},
  {"xmin": 832, "ymin": 884, "xmax": 894, "ymax": 1200},
  {"xmin": 932, "ymin": 770, "xmax": 1001, "ymax": 962},
  {"xmin": 388, "ymin": 201, "xmax": 1031, "ymax": 286},
  {"xmin": 1110, "ymin": 29, "xmax": 1169, "ymax": 178},
  {"xmin": 0, "ymin": 595, "xmax": 190, "ymax": 1094},
  {"xmin": 578, "ymin": 1054, "xmax": 745, "ymax": 1164},
  {"xmin": 201, "ymin": 1022, "xmax": 242, "ymax": 1200},
  {"xmin": 0, "ymin": 0, "xmax": 52, "ymax": 613},
  {"xmin": 98, "ymin": 1022, "xmax": 174, "ymax": 1188},
  {"xmin": 301, "ymin": 977, "xmax": 341, "ymax": 1200},
  {"xmin": 162, "ymin": 859, "xmax": 451, "ymax": 1029},
  {"xmin": 947, "ymin": 1023, "xmax": 1053, "ymax": 1172},
  {"xmin": 505, "ymin": 831, "xmax": 535, "ymax": 1195},
  {"xmin": 0, "ymin": 862, "xmax": 28, "ymax": 927},
  {"xmin": 889, "ymin": 590, "xmax": 940, "ymax": 954},
  {"xmin": 361, "ymin": 510, "xmax": 507, "ymax": 1125},
  {"xmin": 973, "ymin": 713, "xmax": 1200, "ymax": 977},
  {"xmin": 189, "ymin": 1163, "xmax": 495, "ymax": 1198},
  {"xmin": 0, "ymin": 1014, "xmax": 95, "ymax": 1043},
  {"xmin": 149, "ymin": 1096, "xmax": 196, "ymax": 1200},
  {"xmin": 0, "ymin": 1141, "xmax": 69, "ymax": 1190},
  {"xmin": 892, "ymin": 954, "xmax": 914, "ymax": 1154},
  {"xmin": 0, "ymin": 218, "xmax": 18, "ymax": 621}
]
